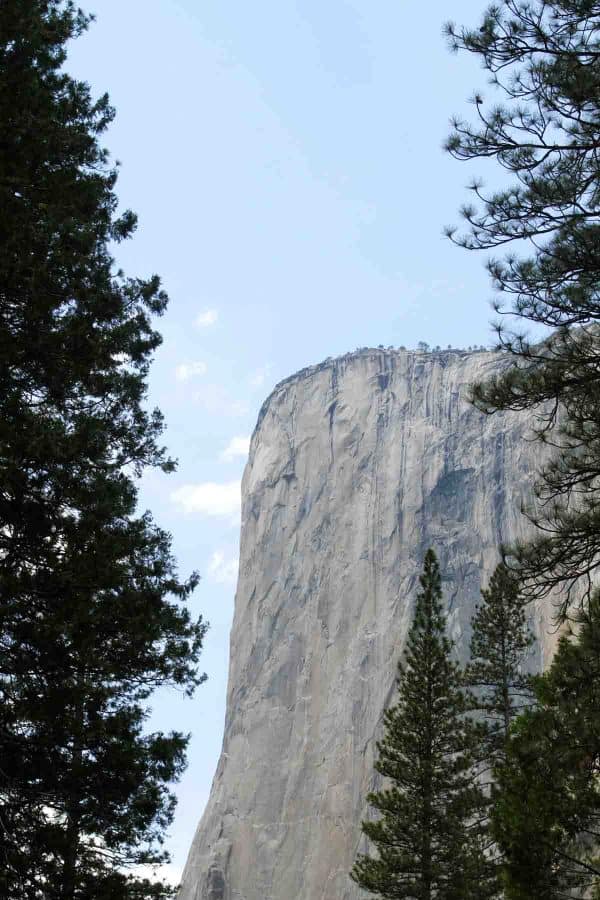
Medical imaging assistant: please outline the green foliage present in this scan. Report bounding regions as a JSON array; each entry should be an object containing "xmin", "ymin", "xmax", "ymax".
[
  {"xmin": 465, "ymin": 563, "xmax": 535, "ymax": 760},
  {"xmin": 445, "ymin": 1, "xmax": 600, "ymax": 609},
  {"xmin": 492, "ymin": 592, "xmax": 600, "ymax": 899},
  {"xmin": 0, "ymin": 3, "xmax": 206, "ymax": 897},
  {"xmin": 351, "ymin": 550, "xmax": 497, "ymax": 899}
]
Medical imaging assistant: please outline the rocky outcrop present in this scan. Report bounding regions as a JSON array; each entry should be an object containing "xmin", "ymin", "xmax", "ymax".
[{"xmin": 179, "ymin": 348, "xmax": 558, "ymax": 900}]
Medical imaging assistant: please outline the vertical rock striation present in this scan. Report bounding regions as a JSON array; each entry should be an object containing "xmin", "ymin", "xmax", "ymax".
[{"xmin": 179, "ymin": 348, "xmax": 557, "ymax": 900}]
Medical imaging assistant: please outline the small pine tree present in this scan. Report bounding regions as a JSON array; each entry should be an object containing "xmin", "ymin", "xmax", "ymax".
[
  {"xmin": 465, "ymin": 563, "xmax": 535, "ymax": 761},
  {"xmin": 351, "ymin": 550, "xmax": 497, "ymax": 900}
]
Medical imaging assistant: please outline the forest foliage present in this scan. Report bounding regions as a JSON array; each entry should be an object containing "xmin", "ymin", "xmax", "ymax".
[{"xmin": 0, "ymin": 3, "xmax": 206, "ymax": 897}]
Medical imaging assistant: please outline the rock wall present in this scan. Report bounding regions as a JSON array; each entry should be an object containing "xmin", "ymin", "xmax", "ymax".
[{"xmin": 179, "ymin": 348, "xmax": 558, "ymax": 900}]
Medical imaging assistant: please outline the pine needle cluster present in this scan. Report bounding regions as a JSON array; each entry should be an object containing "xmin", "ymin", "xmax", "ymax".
[{"xmin": 445, "ymin": 0, "xmax": 600, "ymax": 610}]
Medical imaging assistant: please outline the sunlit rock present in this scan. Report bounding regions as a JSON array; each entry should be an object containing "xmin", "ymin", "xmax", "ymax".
[{"xmin": 179, "ymin": 347, "xmax": 557, "ymax": 900}]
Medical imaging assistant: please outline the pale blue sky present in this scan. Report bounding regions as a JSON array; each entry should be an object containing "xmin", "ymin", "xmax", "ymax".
[{"xmin": 68, "ymin": 0, "xmax": 498, "ymax": 880}]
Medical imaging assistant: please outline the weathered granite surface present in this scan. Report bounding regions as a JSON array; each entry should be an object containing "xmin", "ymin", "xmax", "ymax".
[{"xmin": 179, "ymin": 348, "xmax": 558, "ymax": 900}]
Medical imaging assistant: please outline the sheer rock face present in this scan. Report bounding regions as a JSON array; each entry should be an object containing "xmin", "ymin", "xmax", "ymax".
[{"xmin": 179, "ymin": 348, "xmax": 557, "ymax": 900}]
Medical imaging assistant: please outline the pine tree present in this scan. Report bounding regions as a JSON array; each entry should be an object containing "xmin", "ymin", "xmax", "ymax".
[
  {"xmin": 351, "ymin": 550, "xmax": 497, "ymax": 900},
  {"xmin": 0, "ymin": 3, "xmax": 206, "ymax": 897},
  {"xmin": 465, "ymin": 563, "xmax": 535, "ymax": 761},
  {"xmin": 493, "ymin": 591, "xmax": 600, "ymax": 899},
  {"xmin": 445, "ymin": 2, "xmax": 600, "ymax": 610}
]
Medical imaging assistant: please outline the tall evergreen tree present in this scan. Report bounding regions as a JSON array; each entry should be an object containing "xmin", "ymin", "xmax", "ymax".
[
  {"xmin": 351, "ymin": 550, "xmax": 497, "ymax": 900},
  {"xmin": 492, "ymin": 591, "xmax": 600, "ymax": 899},
  {"xmin": 445, "ymin": 1, "xmax": 600, "ymax": 610},
  {"xmin": 0, "ymin": 3, "xmax": 206, "ymax": 897},
  {"xmin": 465, "ymin": 563, "xmax": 535, "ymax": 761}
]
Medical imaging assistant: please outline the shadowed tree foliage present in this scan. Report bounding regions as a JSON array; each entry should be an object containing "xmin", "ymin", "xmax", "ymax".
[
  {"xmin": 0, "ymin": 2, "xmax": 206, "ymax": 897},
  {"xmin": 463, "ymin": 563, "xmax": 536, "ymax": 889},
  {"xmin": 445, "ymin": 1, "xmax": 600, "ymax": 611},
  {"xmin": 465, "ymin": 563, "xmax": 535, "ymax": 762},
  {"xmin": 492, "ymin": 592, "xmax": 600, "ymax": 899},
  {"xmin": 351, "ymin": 550, "xmax": 497, "ymax": 900}
]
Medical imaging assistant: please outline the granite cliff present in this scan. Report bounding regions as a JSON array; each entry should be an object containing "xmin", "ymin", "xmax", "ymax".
[{"xmin": 179, "ymin": 347, "xmax": 557, "ymax": 900}]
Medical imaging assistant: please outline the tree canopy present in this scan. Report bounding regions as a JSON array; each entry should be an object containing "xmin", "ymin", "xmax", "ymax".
[
  {"xmin": 445, "ymin": 0, "xmax": 600, "ymax": 610},
  {"xmin": 492, "ymin": 592, "xmax": 600, "ymax": 899},
  {"xmin": 0, "ymin": 3, "xmax": 206, "ymax": 897},
  {"xmin": 351, "ymin": 551, "xmax": 496, "ymax": 900},
  {"xmin": 465, "ymin": 563, "xmax": 535, "ymax": 762}
]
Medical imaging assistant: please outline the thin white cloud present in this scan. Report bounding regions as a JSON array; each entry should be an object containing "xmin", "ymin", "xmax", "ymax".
[
  {"xmin": 207, "ymin": 550, "xmax": 239, "ymax": 585},
  {"xmin": 195, "ymin": 308, "xmax": 218, "ymax": 329},
  {"xmin": 175, "ymin": 360, "xmax": 208, "ymax": 382},
  {"xmin": 170, "ymin": 480, "xmax": 241, "ymax": 520},
  {"xmin": 194, "ymin": 384, "xmax": 248, "ymax": 417},
  {"xmin": 249, "ymin": 364, "xmax": 272, "ymax": 389},
  {"xmin": 221, "ymin": 435, "xmax": 251, "ymax": 462}
]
